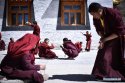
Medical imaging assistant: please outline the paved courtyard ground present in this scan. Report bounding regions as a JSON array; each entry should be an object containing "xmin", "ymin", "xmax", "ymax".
[{"xmin": 0, "ymin": 50, "xmax": 124, "ymax": 83}]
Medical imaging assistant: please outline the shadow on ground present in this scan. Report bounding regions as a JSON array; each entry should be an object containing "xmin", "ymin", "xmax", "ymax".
[
  {"xmin": 49, "ymin": 74, "xmax": 96, "ymax": 82},
  {"xmin": 35, "ymin": 58, "xmax": 75, "ymax": 60}
]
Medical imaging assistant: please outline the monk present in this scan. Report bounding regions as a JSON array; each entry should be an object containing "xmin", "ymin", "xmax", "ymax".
[
  {"xmin": 60, "ymin": 38, "xmax": 80, "ymax": 59},
  {"xmin": 39, "ymin": 38, "xmax": 58, "ymax": 59},
  {"xmin": 89, "ymin": 2, "xmax": 125, "ymax": 81},
  {"xmin": 82, "ymin": 31, "xmax": 92, "ymax": 51},
  {"xmin": 75, "ymin": 42, "xmax": 83, "ymax": 53},
  {"xmin": 0, "ymin": 32, "xmax": 5, "ymax": 51},
  {"xmin": 7, "ymin": 38, "xmax": 15, "ymax": 53},
  {"xmin": 0, "ymin": 34, "xmax": 46, "ymax": 83},
  {"xmin": 26, "ymin": 21, "xmax": 40, "ymax": 37}
]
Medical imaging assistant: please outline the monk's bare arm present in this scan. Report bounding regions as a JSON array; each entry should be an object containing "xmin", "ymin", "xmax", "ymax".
[{"xmin": 101, "ymin": 34, "xmax": 118, "ymax": 43}]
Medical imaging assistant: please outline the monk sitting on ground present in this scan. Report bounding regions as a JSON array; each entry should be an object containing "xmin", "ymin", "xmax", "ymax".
[
  {"xmin": 0, "ymin": 34, "xmax": 47, "ymax": 83},
  {"xmin": 38, "ymin": 38, "xmax": 58, "ymax": 59},
  {"xmin": 0, "ymin": 32, "xmax": 5, "ymax": 51}
]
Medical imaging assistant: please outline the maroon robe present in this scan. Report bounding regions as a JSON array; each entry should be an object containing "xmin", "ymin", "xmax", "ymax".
[
  {"xmin": 84, "ymin": 34, "xmax": 92, "ymax": 51},
  {"xmin": 0, "ymin": 34, "xmax": 44, "ymax": 83},
  {"xmin": 0, "ymin": 32, "xmax": 1, "ymax": 39},
  {"xmin": 38, "ymin": 42, "xmax": 57, "ymax": 59},
  {"xmin": 7, "ymin": 40, "xmax": 14, "ymax": 53},
  {"xmin": 0, "ymin": 40, "xmax": 5, "ymax": 51},
  {"xmin": 62, "ymin": 40, "xmax": 79, "ymax": 58},
  {"xmin": 0, "ymin": 33, "xmax": 5, "ymax": 51},
  {"xmin": 31, "ymin": 24, "xmax": 40, "ymax": 37},
  {"xmin": 92, "ymin": 7, "xmax": 125, "ymax": 80}
]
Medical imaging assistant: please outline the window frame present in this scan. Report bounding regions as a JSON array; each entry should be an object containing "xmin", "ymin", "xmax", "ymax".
[
  {"xmin": 7, "ymin": 0, "xmax": 32, "ymax": 26},
  {"xmin": 61, "ymin": 0, "xmax": 85, "ymax": 26}
]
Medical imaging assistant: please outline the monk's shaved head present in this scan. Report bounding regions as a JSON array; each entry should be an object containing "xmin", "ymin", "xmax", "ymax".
[{"xmin": 89, "ymin": 2, "xmax": 102, "ymax": 13}]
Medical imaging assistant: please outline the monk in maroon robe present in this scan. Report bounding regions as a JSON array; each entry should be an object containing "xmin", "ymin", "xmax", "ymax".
[
  {"xmin": 89, "ymin": 2, "xmax": 125, "ymax": 81},
  {"xmin": 75, "ymin": 42, "xmax": 83, "ymax": 53},
  {"xmin": 26, "ymin": 21, "xmax": 41, "ymax": 55},
  {"xmin": 26, "ymin": 21, "xmax": 40, "ymax": 37},
  {"xmin": 60, "ymin": 38, "xmax": 80, "ymax": 59},
  {"xmin": 82, "ymin": 31, "xmax": 92, "ymax": 51},
  {"xmin": 0, "ymin": 34, "xmax": 46, "ymax": 83},
  {"xmin": 39, "ymin": 38, "xmax": 58, "ymax": 59},
  {"xmin": 0, "ymin": 32, "xmax": 5, "ymax": 51},
  {"xmin": 7, "ymin": 38, "xmax": 14, "ymax": 53}
]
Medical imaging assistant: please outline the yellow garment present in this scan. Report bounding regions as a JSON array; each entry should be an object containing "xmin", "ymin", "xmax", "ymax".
[{"xmin": 100, "ymin": 18, "xmax": 104, "ymax": 28}]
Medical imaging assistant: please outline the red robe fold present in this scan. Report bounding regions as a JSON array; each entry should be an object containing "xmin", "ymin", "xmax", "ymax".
[
  {"xmin": 92, "ymin": 7, "xmax": 125, "ymax": 80},
  {"xmin": 38, "ymin": 42, "xmax": 57, "ymax": 59},
  {"xmin": 0, "ymin": 34, "xmax": 43, "ymax": 83}
]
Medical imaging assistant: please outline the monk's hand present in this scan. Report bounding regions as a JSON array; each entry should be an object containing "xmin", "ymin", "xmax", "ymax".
[
  {"xmin": 100, "ymin": 37, "xmax": 107, "ymax": 43},
  {"xmin": 40, "ymin": 64, "xmax": 46, "ymax": 70},
  {"xmin": 25, "ymin": 21, "xmax": 31, "ymax": 25},
  {"xmin": 98, "ymin": 41, "xmax": 104, "ymax": 49},
  {"xmin": 60, "ymin": 45, "xmax": 63, "ymax": 48}
]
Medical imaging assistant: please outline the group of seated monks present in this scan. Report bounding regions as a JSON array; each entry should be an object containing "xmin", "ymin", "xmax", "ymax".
[
  {"xmin": 0, "ymin": 21, "xmax": 83, "ymax": 83},
  {"xmin": 0, "ymin": 34, "xmax": 82, "ymax": 82},
  {"xmin": 0, "ymin": 32, "xmax": 83, "ymax": 60},
  {"xmin": 38, "ymin": 38, "xmax": 82, "ymax": 59}
]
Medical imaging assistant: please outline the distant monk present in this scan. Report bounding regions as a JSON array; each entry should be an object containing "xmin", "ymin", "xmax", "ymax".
[
  {"xmin": 0, "ymin": 32, "xmax": 5, "ymax": 51},
  {"xmin": 26, "ymin": 21, "xmax": 40, "ymax": 37},
  {"xmin": 82, "ymin": 31, "xmax": 92, "ymax": 51},
  {"xmin": 7, "ymin": 38, "xmax": 15, "ymax": 53},
  {"xmin": 39, "ymin": 38, "xmax": 58, "ymax": 59},
  {"xmin": 75, "ymin": 42, "xmax": 83, "ymax": 53},
  {"xmin": 0, "ymin": 34, "xmax": 46, "ymax": 83},
  {"xmin": 89, "ymin": 2, "xmax": 125, "ymax": 81},
  {"xmin": 60, "ymin": 38, "xmax": 80, "ymax": 59}
]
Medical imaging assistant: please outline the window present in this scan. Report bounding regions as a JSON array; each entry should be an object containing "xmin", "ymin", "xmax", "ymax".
[
  {"xmin": 61, "ymin": 0, "xmax": 85, "ymax": 26},
  {"xmin": 7, "ymin": 0, "xmax": 32, "ymax": 26}
]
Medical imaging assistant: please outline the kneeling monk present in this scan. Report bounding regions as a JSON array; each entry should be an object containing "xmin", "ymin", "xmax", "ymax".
[{"xmin": 0, "ymin": 34, "xmax": 45, "ymax": 83}]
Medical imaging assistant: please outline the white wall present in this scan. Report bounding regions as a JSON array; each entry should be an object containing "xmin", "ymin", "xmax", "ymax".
[
  {"xmin": 1, "ymin": 0, "xmax": 113, "ymax": 50},
  {"xmin": 0, "ymin": 0, "xmax": 5, "ymax": 31}
]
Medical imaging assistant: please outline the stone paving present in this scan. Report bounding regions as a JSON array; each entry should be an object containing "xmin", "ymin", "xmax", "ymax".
[{"xmin": 0, "ymin": 50, "xmax": 124, "ymax": 83}]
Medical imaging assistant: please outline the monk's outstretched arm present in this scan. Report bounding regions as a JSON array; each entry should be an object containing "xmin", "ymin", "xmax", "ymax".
[{"xmin": 101, "ymin": 33, "xmax": 118, "ymax": 43}]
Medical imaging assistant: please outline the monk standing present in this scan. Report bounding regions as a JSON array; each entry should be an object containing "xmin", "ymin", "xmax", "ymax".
[
  {"xmin": 89, "ymin": 2, "xmax": 125, "ymax": 81},
  {"xmin": 39, "ymin": 38, "xmax": 58, "ymax": 59},
  {"xmin": 0, "ymin": 32, "xmax": 5, "ymax": 51},
  {"xmin": 26, "ymin": 21, "xmax": 40, "ymax": 37},
  {"xmin": 7, "ymin": 37, "xmax": 15, "ymax": 53},
  {"xmin": 82, "ymin": 31, "xmax": 92, "ymax": 51},
  {"xmin": 26, "ymin": 21, "xmax": 41, "ymax": 55}
]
